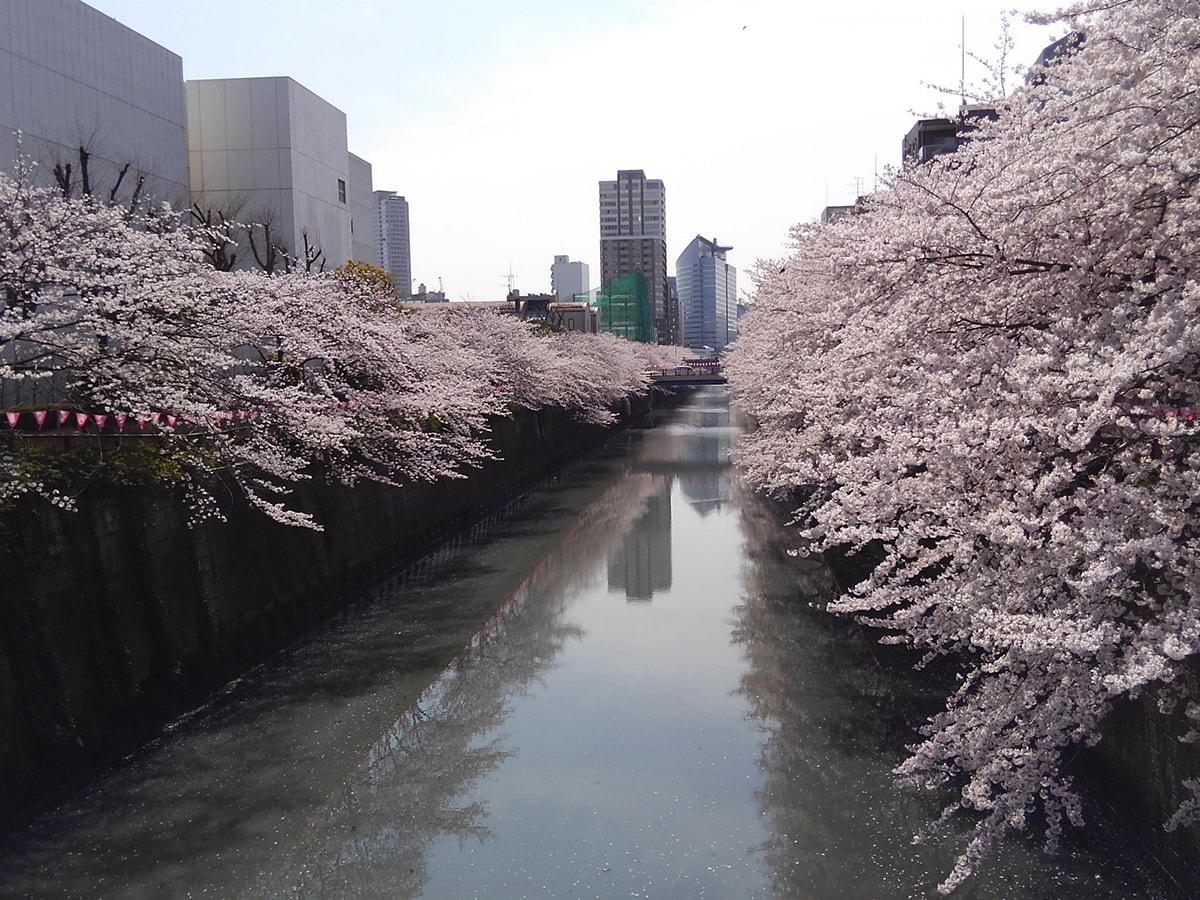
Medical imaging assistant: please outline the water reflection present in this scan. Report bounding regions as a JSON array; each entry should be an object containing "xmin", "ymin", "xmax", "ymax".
[
  {"xmin": 269, "ymin": 395, "xmax": 759, "ymax": 896},
  {"xmin": 607, "ymin": 478, "xmax": 672, "ymax": 602},
  {"xmin": 731, "ymin": 423, "xmax": 1179, "ymax": 899},
  {"xmin": 250, "ymin": 533, "xmax": 594, "ymax": 898},
  {"xmin": 0, "ymin": 388, "xmax": 1185, "ymax": 899}
]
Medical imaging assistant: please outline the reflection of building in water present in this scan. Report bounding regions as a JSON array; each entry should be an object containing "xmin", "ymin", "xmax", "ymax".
[
  {"xmin": 679, "ymin": 427, "xmax": 736, "ymax": 515},
  {"xmin": 608, "ymin": 477, "xmax": 673, "ymax": 602},
  {"xmin": 680, "ymin": 472, "xmax": 728, "ymax": 515}
]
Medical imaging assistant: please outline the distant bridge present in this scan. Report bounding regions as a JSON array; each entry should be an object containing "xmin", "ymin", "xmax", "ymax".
[{"xmin": 647, "ymin": 363, "xmax": 727, "ymax": 386}]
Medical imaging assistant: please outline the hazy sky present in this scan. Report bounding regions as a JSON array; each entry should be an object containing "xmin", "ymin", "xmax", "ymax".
[{"xmin": 86, "ymin": 0, "xmax": 1061, "ymax": 301}]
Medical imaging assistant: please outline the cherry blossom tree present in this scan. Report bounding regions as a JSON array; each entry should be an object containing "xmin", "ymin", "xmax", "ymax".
[
  {"xmin": 728, "ymin": 0, "xmax": 1200, "ymax": 891},
  {"xmin": 2, "ymin": 167, "xmax": 660, "ymax": 528}
]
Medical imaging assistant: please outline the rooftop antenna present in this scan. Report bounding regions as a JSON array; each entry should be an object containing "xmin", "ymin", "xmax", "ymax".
[
  {"xmin": 501, "ymin": 263, "xmax": 516, "ymax": 295},
  {"xmin": 961, "ymin": 16, "xmax": 967, "ymax": 108}
]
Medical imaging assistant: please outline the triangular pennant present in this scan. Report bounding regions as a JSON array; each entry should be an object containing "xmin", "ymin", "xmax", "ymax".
[
  {"xmin": 4, "ymin": 411, "xmax": 19, "ymax": 428},
  {"xmin": 75, "ymin": 412, "xmax": 89, "ymax": 428},
  {"xmin": 93, "ymin": 414, "xmax": 108, "ymax": 430},
  {"xmin": 57, "ymin": 410, "xmax": 71, "ymax": 426},
  {"xmin": 32, "ymin": 410, "xmax": 47, "ymax": 430},
  {"xmin": 115, "ymin": 414, "xmax": 127, "ymax": 432},
  {"xmin": 165, "ymin": 414, "xmax": 178, "ymax": 427}
]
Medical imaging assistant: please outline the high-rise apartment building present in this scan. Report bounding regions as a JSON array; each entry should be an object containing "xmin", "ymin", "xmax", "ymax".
[
  {"xmin": 676, "ymin": 235, "xmax": 738, "ymax": 353},
  {"xmin": 551, "ymin": 255, "xmax": 589, "ymax": 302},
  {"xmin": 599, "ymin": 170, "xmax": 675, "ymax": 344},
  {"xmin": 375, "ymin": 191, "xmax": 411, "ymax": 297}
]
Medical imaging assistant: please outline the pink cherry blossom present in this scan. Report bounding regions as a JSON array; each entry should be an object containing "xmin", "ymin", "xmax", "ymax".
[
  {"xmin": 728, "ymin": 0, "xmax": 1200, "ymax": 891},
  {"xmin": 2, "ymin": 169, "xmax": 669, "ymax": 528}
]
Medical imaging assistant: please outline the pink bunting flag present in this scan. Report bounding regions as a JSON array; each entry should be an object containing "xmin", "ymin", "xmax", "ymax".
[
  {"xmin": 4, "ymin": 411, "xmax": 18, "ymax": 428},
  {"xmin": 33, "ymin": 410, "xmax": 47, "ymax": 430},
  {"xmin": 151, "ymin": 412, "xmax": 162, "ymax": 425},
  {"xmin": 93, "ymin": 414, "xmax": 108, "ymax": 430},
  {"xmin": 57, "ymin": 410, "xmax": 71, "ymax": 426},
  {"xmin": 115, "ymin": 414, "xmax": 127, "ymax": 432},
  {"xmin": 75, "ymin": 412, "xmax": 89, "ymax": 429},
  {"xmin": 165, "ymin": 415, "xmax": 178, "ymax": 427}
]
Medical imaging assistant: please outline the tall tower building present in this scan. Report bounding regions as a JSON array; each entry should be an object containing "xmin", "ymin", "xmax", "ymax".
[
  {"xmin": 599, "ymin": 170, "xmax": 675, "ymax": 344},
  {"xmin": 676, "ymin": 235, "xmax": 738, "ymax": 353},
  {"xmin": 551, "ymin": 255, "xmax": 589, "ymax": 302},
  {"xmin": 374, "ymin": 191, "xmax": 411, "ymax": 297}
]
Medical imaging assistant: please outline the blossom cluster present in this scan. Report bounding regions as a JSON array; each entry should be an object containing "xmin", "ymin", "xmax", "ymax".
[
  {"xmin": 727, "ymin": 0, "xmax": 1200, "ymax": 891},
  {"xmin": 1, "ymin": 171, "xmax": 667, "ymax": 528}
]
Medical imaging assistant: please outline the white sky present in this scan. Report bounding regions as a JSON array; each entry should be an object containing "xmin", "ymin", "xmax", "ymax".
[{"xmin": 86, "ymin": 0, "xmax": 1061, "ymax": 301}]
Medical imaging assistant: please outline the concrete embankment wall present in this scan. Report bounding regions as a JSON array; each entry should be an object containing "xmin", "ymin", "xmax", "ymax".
[
  {"xmin": 0, "ymin": 398, "xmax": 652, "ymax": 815},
  {"xmin": 1093, "ymin": 659, "xmax": 1200, "ymax": 881}
]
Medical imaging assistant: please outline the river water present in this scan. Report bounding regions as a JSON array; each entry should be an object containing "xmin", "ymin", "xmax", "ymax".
[{"xmin": 0, "ymin": 388, "xmax": 1183, "ymax": 898}]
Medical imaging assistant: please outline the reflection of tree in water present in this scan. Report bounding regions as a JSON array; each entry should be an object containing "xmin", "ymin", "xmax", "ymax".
[
  {"xmin": 254, "ymin": 468, "xmax": 671, "ymax": 899},
  {"xmin": 731, "ymin": 489, "xmax": 947, "ymax": 897},
  {"xmin": 569, "ymin": 469, "xmax": 671, "ymax": 576},
  {"xmin": 729, "ymin": 479, "xmax": 1180, "ymax": 900}
]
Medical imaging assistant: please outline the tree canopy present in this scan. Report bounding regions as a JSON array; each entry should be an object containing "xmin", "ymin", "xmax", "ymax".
[
  {"xmin": 1, "ymin": 172, "xmax": 670, "ymax": 528},
  {"xmin": 727, "ymin": 0, "xmax": 1200, "ymax": 891}
]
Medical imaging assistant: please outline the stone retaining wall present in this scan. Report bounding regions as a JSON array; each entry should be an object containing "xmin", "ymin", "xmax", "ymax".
[
  {"xmin": 0, "ymin": 399, "xmax": 649, "ymax": 814},
  {"xmin": 1092, "ymin": 658, "xmax": 1200, "ymax": 883}
]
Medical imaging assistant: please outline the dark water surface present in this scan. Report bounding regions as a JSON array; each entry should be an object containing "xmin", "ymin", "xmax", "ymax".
[{"xmin": 0, "ymin": 388, "xmax": 1183, "ymax": 898}]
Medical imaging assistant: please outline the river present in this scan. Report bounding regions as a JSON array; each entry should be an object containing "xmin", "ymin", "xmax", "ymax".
[{"xmin": 0, "ymin": 387, "xmax": 1183, "ymax": 898}]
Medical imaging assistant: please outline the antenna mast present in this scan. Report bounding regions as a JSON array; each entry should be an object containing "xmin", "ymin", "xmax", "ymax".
[{"xmin": 961, "ymin": 17, "xmax": 966, "ymax": 108}]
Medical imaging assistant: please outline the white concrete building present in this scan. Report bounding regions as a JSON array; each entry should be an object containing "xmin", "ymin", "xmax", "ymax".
[
  {"xmin": 0, "ymin": 0, "xmax": 188, "ymax": 204},
  {"xmin": 186, "ymin": 77, "xmax": 355, "ymax": 271},
  {"xmin": 2, "ymin": 2, "xmax": 372, "ymax": 276},
  {"xmin": 348, "ymin": 153, "xmax": 377, "ymax": 265},
  {"xmin": 374, "ymin": 191, "xmax": 411, "ymax": 297},
  {"xmin": 551, "ymin": 255, "xmax": 589, "ymax": 302}
]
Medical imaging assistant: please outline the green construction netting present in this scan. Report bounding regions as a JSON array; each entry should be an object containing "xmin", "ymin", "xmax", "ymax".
[{"xmin": 574, "ymin": 271, "xmax": 654, "ymax": 343}]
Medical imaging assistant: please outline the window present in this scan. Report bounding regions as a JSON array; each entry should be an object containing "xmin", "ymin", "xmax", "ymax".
[{"xmin": 337, "ymin": 179, "xmax": 347, "ymax": 203}]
